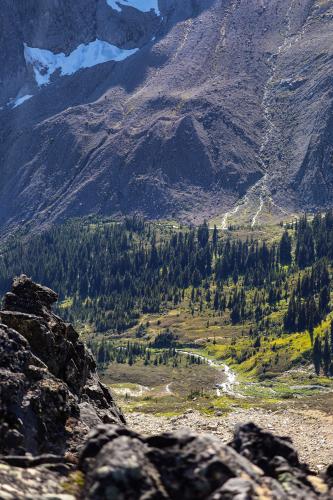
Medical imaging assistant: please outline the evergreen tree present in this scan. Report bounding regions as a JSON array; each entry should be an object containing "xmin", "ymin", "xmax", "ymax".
[
  {"xmin": 212, "ymin": 225, "xmax": 218, "ymax": 251},
  {"xmin": 213, "ymin": 290, "xmax": 219, "ymax": 310},
  {"xmin": 197, "ymin": 221, "xmax": 209, "ymax": 248},
  {"xmin": 323, "ymin": 333, "xmax": 331, "ymax": 376},
  {"xmin": 279, "ymin": 231, "xmax": 292, "ymax": 266},
  {"xmin": 319, "ymin": 286, "xmax": 330, "ymax": 315},
  {"xmin": 312, "ymin": 336, "xmax": 322, "ymax": 375}
]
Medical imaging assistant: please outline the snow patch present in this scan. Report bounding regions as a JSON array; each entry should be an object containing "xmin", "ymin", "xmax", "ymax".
[
  {"xmin": 6, "ymin": 94, "xmax": 33, "ymax": 110},
  {"xmin": 106, "ymin": 0, "xmax": 160, "ymax": 16},
  {"xmin": 12, "ymin": 94, "xmax": 33, "ymax": 108},
  {"xmin": 24, "ymin": 40, "xmax": 138, "ymax": 87}
]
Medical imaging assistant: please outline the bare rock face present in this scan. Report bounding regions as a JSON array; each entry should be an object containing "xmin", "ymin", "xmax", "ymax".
[
  {"xmin": 0, "ymin": 275, "xmax": 125, "ymax": 458},
  {"xmin": 1, "ymin": 421, "xmax": 333, "ymax": 499},
  {"xmin": 0, "ymin": 0, "xmax": 159, "ymax": 106},
  {"xmin": 0, "ymin": 323, "xmax": 78, "ymax": 456},
  {"xmin": 1, "ymin": 0, "xmax": 333, "ymax": 231}
]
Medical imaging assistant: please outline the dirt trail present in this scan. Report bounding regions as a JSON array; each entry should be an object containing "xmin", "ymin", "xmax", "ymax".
[
  {"xmin": 113, "ymin": 385, "xmax": 150, "ymax": 397},
  {"xmin": 165, "ymin": 382, "xmax": 173, "ymax": 394}
]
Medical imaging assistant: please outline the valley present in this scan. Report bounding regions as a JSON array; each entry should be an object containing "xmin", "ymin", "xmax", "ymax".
[
  {"xmin": 97, "ymin": 289, "xmax": 333, "ymax": 473},
  {"xmin": 2, "ymin": 1, "xmax": 333, "ymax": 497},
  {"xmin": 1, "ymin": 212, "xmax": 333, "ymax": 473}
]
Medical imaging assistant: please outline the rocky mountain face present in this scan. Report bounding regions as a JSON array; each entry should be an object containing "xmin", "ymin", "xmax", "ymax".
[
  {"xmin": 0, "ymin": 275, "xmax": 125, "ymax": 458},
  {"xmin": 1, "ymin": 275, "xmax": 333, "ymax": 498},
  {"xmin": 0, "ymin": 0, "xmax": 333, "ymax": 231}
]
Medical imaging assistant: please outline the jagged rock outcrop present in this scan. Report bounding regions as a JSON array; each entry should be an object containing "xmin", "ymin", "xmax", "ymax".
[
  {"xmin": 76, "ymin": 423, "xmax": 331, "ymax": 499},
  {"xmin": 0, "ymin": 323, "xmax": 78, "ymax": 456},
  {"xmin": 1, "ymin": 422, "xmax": 332, "ymax": 499},
  {"xmin": 0, "ymin": 275, "xmax": 124, "ymax": 458}
]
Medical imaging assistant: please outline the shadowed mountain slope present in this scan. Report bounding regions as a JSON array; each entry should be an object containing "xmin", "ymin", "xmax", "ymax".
[{"xmin": 0, "ymin": 0, "xmax": 333, "ymax": 232}]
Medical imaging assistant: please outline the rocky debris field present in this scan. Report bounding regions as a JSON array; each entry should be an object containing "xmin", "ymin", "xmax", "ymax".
[
  {"xmin": 1, "ymin": 276, "xmax": 333, "ymax": 498},
  {"xmin": 127, "ymin": 407, "xmax": 333, "ymax": 473},
  {"xmin": 78, "ymin": 422, "xmax": 332, "ymax": 499}
]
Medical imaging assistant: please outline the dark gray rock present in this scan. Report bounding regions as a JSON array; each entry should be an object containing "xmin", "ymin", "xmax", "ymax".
[
  {"xmin": 0, "ymin": 275, "xmax": 125, "ymax": 426},
  {"xmin": 0, "ymin": 322, "xmax": 79, "ymax": 456},
  {"xmin": 230, "ymin": 422, "xmax": 303, "ymax": 475},
  {"xmin": 0, "ymin": 276, "xmax": 124, "ymax": 459},
  {"xmin": 78, "ymin": 424, "xmax": 331, "ymax": 499}
]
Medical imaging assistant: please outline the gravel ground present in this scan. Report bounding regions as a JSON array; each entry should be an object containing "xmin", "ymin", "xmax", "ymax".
[{"xmin": 127, "ymin": 407, "xmax": 333, "ymax": 472}]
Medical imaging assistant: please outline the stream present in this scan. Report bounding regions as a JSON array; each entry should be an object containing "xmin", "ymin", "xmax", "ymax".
[{"xmin": 176, "ymin": 349, "xmax": 243, "ymax": 398}]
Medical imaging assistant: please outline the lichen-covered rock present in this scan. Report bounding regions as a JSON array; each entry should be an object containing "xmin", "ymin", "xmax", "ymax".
[
  {"xmin": 0, "ymin": 276, "xmax": 124, "ymax": 458},
  {"xmin": 0, "ymin": 460, "xmax": 76, "ymax": 500},
  {"xmin": 0, "ymin": 324, "xmax": 79, "ymax": 456},
  {"xmin": 230, "ymin": 422, "xmax": 304, "ymax": 473}
]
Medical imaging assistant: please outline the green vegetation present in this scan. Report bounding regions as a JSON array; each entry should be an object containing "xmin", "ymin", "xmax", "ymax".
[
  {"xmin": 1, "ymin": 212, "xmax": 333, "ymax": 413},
  {"xmin": 89, "ymin": 339, "xmax": 205, "ymax": 368}
]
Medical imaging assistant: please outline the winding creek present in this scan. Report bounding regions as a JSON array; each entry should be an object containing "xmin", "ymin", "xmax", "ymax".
[
  {"xmin": 112, "ymin": 346, "xmax": 243, "ymax": 398},
  {"xmin": 176, "ymin": 349, "xmax": 244, "ymax": 398}
]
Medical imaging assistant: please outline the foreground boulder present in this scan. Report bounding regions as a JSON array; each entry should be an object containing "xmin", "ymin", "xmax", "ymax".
[
  {"xmin": 0, "ymin": 275, "xmax": 124, "ymax": 457},
  {"xmin": 77, "ymin": 424, "xmax": 331, "ymax": 499},
  {"xmin": 1, "ymin": 422, "xmax": 332, "ymax": 499}
]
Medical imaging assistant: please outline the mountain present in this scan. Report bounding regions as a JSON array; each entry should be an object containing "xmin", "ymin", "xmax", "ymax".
[{"xmin": 1, "ymin": 0, "xmax": 333, "ymax": 233}]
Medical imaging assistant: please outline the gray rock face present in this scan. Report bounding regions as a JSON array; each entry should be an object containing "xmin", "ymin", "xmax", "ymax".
[
  {"xmin": 1, "ymin": 419, "xmax": 333, "ymax": 499},
  {"xmin": 0, "ymin": 0, "xmax": 333, "ymax": 228},
  {"xmin": 0, "ymin": 322, "xmax": 79, "ymax": 456},
  {"xmin": 77, "ymin": 424, "xmax": 332, "ymax": 499},
  {"xmin": 0, "ymin": 275, "xmax": 124, "ymax": 458},
  {"xmin": 0, "ymin": 0, "xmax": 159, "ymax": 105}
]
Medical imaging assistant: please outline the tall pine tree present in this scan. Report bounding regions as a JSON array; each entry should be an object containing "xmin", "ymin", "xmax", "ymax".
[{"xmin": 312, "ymin": 336, "xmax": 322, "ymax": 375}]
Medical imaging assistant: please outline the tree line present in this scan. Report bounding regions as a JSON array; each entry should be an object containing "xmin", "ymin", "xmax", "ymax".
[
  {"xmin": 88, "ymin": 338, "xmax": 205, "ymax": 369},
  {"xmin": 0, "ymin": 211, "xmax": 332, "ymax": 375}
]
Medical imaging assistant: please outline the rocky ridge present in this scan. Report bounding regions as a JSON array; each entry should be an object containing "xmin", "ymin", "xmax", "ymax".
[
  {"xmin": 127, "ymin": 407, "xmax": 333, "ymax": 473},
  {"xmin": 0, "ymin": 275, "xmax": 125, "ymax": 458},
  {"xmin": 1, "ymin": 276, "xmax": 333, "ymax": 499}
]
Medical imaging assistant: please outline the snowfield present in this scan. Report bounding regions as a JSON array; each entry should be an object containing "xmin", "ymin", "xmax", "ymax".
[
  {"xmin": 11, "ymin": 94, "xmax": 33, "ymax": 108},
  {"xmin": 18, "ymin": 1, "xmax": 158, "ymax": 101},
  {"xmin": 24, "ymin": 40, "xmax": 138, "ymax": 86},
  {"xmin": 106, "ymin": 0, "xmax": 160, "ymax": 16}
]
